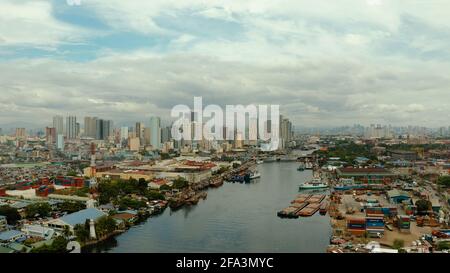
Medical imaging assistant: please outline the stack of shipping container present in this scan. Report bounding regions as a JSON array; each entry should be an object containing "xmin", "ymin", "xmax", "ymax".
[
  {"xmin": 397, "ymin": 215, "xmax": 411, "ymax": 233},
  {"xmin": 347, "ymin": 217, "xmax": 366, "ymax": 236},
  {"xmin": 365, "ymin": 216, "xmax": 385, "ymax": 237}
]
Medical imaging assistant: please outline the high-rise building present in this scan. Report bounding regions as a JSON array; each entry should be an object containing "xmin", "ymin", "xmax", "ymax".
[
  {"xmin": 95, "ymin": 119, "xmax": 113, "ymax": 140},
  {"xmin": 57, "ymin": 134, "xmax": 64, "ymax": 151},
  {"xmin": 53, "ymin": 115, "xmax": 64, "ymax": 135},
  {"xmin": 15, "ymin": 128, "xmax": 26, "ymax": 139},
  {"xmin": 143, "ymin": 127, "xmax": 151, "ymax": 146},
  {"xmin": 66, "ymin": 116, "xmax": 77, "ymax": 139},
  {"xmin": 161, "ymin": 126, "xmax": 171, "ymax": 143},
  {"xmin": 84, "ymin": 117, "xmax": 98, "ymax": 138},
  {"xmin": 149, "ymin": 117, "xmax": 161, "ymax": 149},
  {"xmin": 120, "ymin": 127, "xmax": 129, "ymax": 141},
  {"xmin": 45, "ymin": 127, "xmax": 56, "ymax": 144},
  {"xmin": 135, "ymin": 122, "xmax": 143, "ymax": 141}
]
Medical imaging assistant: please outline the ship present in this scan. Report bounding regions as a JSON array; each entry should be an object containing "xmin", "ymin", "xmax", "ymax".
[
  {"xmin": 250, "ymin": 171, "xmax": 261, "ymax": 180},
  {"xmin": 256, "ymin": 160, "xmax": 264, "ymax": 164},
  {"xmin": 297, "ymin": 163, "xmax": 305, "ymax": 171},
  {"xmin": 299, "ymin": 178, "xmax": 328, "ymax": 190}
]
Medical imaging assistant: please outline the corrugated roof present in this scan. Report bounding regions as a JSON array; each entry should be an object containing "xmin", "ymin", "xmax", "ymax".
[
  {"xmin": 0, "ymin": 230, "xmax": 24, "ymax": 241},
  {"xmin": 59, "ymin": 208, "xmax": 106, "ymax": 226}
]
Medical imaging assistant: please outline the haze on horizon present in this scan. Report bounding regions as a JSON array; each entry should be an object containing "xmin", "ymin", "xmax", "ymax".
[{"xmin": 0, "ymin": 0, "xmax": 449, "ymax": 129}]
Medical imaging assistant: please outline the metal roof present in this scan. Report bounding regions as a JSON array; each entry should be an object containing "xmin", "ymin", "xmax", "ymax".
[{"xmin": 59, "ymin": 208, "xmax": 106, "ymax": 227}]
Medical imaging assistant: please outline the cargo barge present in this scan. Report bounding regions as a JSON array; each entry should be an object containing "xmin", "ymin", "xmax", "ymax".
[
  {"xmin": 319, "ymin": 201, "xmax": 328, "ymax": 215},
  {"xmin": 277, "ymin": 206, "xmax": 302, "ymax": 219},
  {"xmin": 297, "ymin": 203, "xmax": 321, "ymax": 217}
]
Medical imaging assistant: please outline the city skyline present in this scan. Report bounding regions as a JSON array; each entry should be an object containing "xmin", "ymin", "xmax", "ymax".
[{"xmin": 1, "ymin": 0, "xmax": 450, "ymax": 128}]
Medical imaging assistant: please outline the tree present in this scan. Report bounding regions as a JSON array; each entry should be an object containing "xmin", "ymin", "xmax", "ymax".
[
  {"xmin": 393, "ymin": 239, "xmax": 404, "ymax": 250},
  {"xmin": 30, "ymin": 236, "xmax": 68, "ymax": 253},
  {"xmin": 25, "ymin": 202, "xmax": 52, "ymax": 219},
  {"xmin": 146, "ymin": 190, "xmax": 165, "ymax": 201},
  {"xmin": 138, "ymin": 178, "xmax": 148, "ymax": 194},
  {"xmin": 415, "ymin": 199, "xmax": 432, "ymax": 215},
  {"xmin": 74, "ymin": 224, "xmax": 90, "ymax": 243},
  {"xmin": 173, "ymin": 177, "xmax": 188, "ymax": 189},
  {"xmin": 95, "ymin": 216, "xmax": 117, "ymax": 238},
  {"xmin": 0, "ymin": 205, "xmax": 21, "ymax": 225},
  {"xmin": 438, "ymin": 176, "xmax": 450, "ymax": 188},
  {"xmin": 59, "ymin": 201, "xmax": 86, "ymax": 214}
]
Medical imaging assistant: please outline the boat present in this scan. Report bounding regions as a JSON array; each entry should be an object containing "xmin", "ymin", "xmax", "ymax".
[
  {"xmin": 297, "ymin": 163, "xmax": 305, "ymax": 171},
  {"xmin": 307, "ymin": 194, "xmax": 326, "ymax": 203},
  {"xmin": 320, "ymin": 201, "xmax": 328, "ymax": 215},
  {"xmin": 264, "ymin": 157, "xmax": 277, "ymax": 163},
  {"xmin": 209, "ymin": 178, "xmax": 224, "ymax": 188},
  {"xmin": 250, "ymin": 171, "xmax": 261, "ymax": 180},
  {"xmin": 277, "ymin": 206, "xmax": 300, "ymax": 218},
  {"xmin": 305, "ymin": 162, "xmax": 313, "ymax": 169},
  {"xmin": 256, "ymin": 160, "xmax": 264, "ymax": 164},
  {"xmin": 299, "ymin": 178, "xmax": 328, "ymax": 190},
  {"xmin": 297, "ymin": 203, "xmax": 321, "ymax": 217}
]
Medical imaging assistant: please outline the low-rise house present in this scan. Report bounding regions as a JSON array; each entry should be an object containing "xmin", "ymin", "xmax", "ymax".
[
  {"xmin": 148, "ymin": 178, "xmax": 173, "ymax": 190},
  {"xmin": 21, "ymin": 224, "xmax": 55, "ymax": 240},
  {"xmin": 0, "ymin": 230, "xmax": 25, "ymax": 243}
]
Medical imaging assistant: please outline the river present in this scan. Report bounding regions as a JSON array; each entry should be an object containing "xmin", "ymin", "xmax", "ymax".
[{"xmin": 85, "ymin": 161, "xmax": 332, "ymax": 253}]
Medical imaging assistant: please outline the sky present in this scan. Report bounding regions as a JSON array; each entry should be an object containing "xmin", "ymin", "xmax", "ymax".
[{"xmin": 0, "ymin": 0, "xmax": 450, "ymax": 129}]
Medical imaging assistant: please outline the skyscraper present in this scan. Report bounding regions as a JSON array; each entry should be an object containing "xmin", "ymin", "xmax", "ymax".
[
  {"xmin": 95, "ymin": 119, "xmax": 113, "ymax": 140},
  {"xmin": 84, "ymin": 117, "xmax": 98, "ymax": 138},
  {"xmin": 57, "ymin": 134, "xmax": 64, "ymax": 151},
  {"xmin": 150, "ymin": 117, "xmax": 161, "ymax": 149},
  {"xmin": 120, "ymin": 127, "xmax": 129, "ymax": 141},
  {"xmin": 45, "ymin": 127, "xmax": 56, "ymax": 144},
  {"xmin": 66, "ymin": 116, "xmax": 77, "ymax": 139},
  {"xmin": 53, "ymin": 115, "xmax": 64, "ymax": 135},
  {"xmin": 143, "ymin": 127, "xmax": 151, "ymax": 146}
]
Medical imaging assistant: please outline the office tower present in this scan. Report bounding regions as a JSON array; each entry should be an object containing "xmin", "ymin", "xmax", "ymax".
[
  {"xmin": 144, "ymin": 127, "xmax": 151, "ymax": 145},
  {"xmin": 95, "ymin": 119, "xmax": 113, "ymax": 140},
  {"xmin": 15, "ymin": 128, "xmax": 26, "ymax": 139},
  {"xmin": 57, "ymin": 134, "xmax": 64, "ymax": 151},
  {"xmin": 53, "ymin": 115, "xmax": 64, "ymax": 135},
  {"xmin": 161, "ymin": 126, "xmax": 171, "ymax": 143},
  {"xmin": 66, "ymin": 116, "xmax": 77, "ymax": 139},
  {"xmin": 84, "ymin": 117, "xmax": 98, "ymax": 138},
  {"xmin": 120, "ymin": 127, "xmax": 129, "ymax": 141},
  {"xmin": 129, "ymin": 137, "xmax": 140, "ymax": 151},
  {"xmin": 150, "ymin": 117, "xmax": 161, "ymax": 149},
  {"xmin": 45, "ymin": 127, "xmax": 56, "ymax": 144},
  {"xmin": 135, "ymin": 122, "xmax": 143, "ymax": 141}
]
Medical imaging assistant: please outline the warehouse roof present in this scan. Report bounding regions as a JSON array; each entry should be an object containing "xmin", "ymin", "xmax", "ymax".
[{"xmin": 59, "ymin": 208, "xmax": 106, "ymax": 227}]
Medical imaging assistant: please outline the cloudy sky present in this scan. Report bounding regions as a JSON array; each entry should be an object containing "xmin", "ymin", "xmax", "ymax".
[{"xmin": 1, "ymin": 0, "xmax": 450, "ymax": 129}]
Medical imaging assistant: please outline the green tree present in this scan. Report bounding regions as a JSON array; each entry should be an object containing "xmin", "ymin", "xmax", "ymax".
[
  {"xmin": 173, "ymin": 177, "xmax": 188, "ymax": 189},
  {"xmin": 74, "ymin": 224, "xmax": 90, "ymax": 243},
  {"xmin": 0, "ymin": 205, "xmax": 21, "ymax": 224},
  {"xmin": 95, "ymin": 216, "xmax": 117, "ymax": 238},
  {"xmin": 58, "ymin": 201, "xmax": 86, "ymax": 214},
  {"xmin": 30, "ymin": 236, "xmax": 68, "ymax": 253},
  {"xmin": 438, "ymin": 176, "xmax": 450, "ymax": 188},
  {"xmin": 146, "ymin": 190, "xmax": 165, "ymax": 200},
  {"xmin": 25, "ymin": 202, "xmax": 52, "ymax": 219},
  {"xmin": 415, "ymin": 199, "xmax": 432, "ymax": 215},
  {"xmin": 393, "ymin": 239, "xmax": 405, "ymax": 250}
]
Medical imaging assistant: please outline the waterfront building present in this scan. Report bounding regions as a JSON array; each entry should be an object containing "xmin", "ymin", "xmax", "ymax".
[
  {"xmin": 46, "ymin": 208, "xmax": 106, "ymax": 233},
  {"xmin": 336, "ymin": 167, "xmax": 396, "ymax": 184}
]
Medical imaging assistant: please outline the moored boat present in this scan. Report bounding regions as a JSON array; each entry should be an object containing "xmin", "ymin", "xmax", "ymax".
[
  {"xmin": 320, "ymin": 201, "xmax": 328, "ymax": 215},
  {"xmin": 297, "ymin": 203, "xmax": 321, "ymax": 217},
  {"xmin": 299, "ymin": 178, "xmax": 328, "ymax": 190},
  {"xmin": 250, "ymin": 171, "xmax": 261, "ymax": 180}
]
